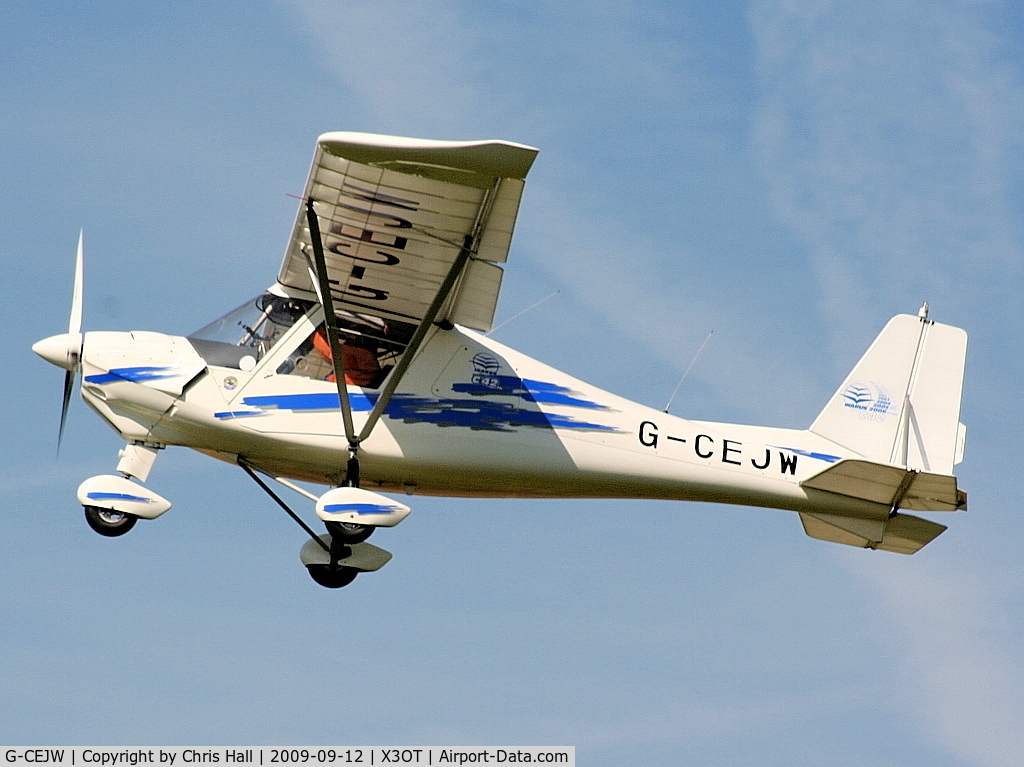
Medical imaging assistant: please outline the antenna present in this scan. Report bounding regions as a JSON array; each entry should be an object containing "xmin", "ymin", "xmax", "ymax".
[
  {"xmin": 664, "ymin": 329, "xmax": 713, "ymax": 414},
  {"xmin": 487, "ymin": 291, "xmax": 560, "ymax": 335}
]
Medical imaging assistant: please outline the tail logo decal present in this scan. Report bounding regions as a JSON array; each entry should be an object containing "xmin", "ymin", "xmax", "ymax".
[{"xmin": 841, "ymin": 382, "xmax": 894, "ymax": 420}]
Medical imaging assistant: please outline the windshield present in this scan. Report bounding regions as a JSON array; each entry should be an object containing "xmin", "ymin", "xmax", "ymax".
[{"xmin": 188, "ymin": 293, "xmax": 313, "ymax": 370}]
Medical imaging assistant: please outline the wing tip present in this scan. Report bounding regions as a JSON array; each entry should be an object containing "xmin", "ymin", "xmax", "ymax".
[{"xmin": 316, "ymin": 131, "xmax": 539, "ymax": 180}]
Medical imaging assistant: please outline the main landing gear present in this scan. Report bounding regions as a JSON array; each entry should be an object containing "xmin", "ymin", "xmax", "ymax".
[
  {"xmin": 84, "ymin": 506, "xmax": 138, "ymax": 537},
  {"xmin": 302, "ymin": 521, "xmax": 375, "ymax": 586},
  {"xmin": 239, "ymin": 459, "xmax": 412, "ymax": 589},
  {"xmin": 306, "ymin": 563, "xmax": 359, "ymax": 589}
]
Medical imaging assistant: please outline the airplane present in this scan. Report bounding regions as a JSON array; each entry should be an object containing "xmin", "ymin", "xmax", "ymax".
[{"xmin": 32, "ymin": 131, "xmax": 969, "ymax": 588}]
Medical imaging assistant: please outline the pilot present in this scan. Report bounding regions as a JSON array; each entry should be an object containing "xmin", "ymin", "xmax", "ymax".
[{"xmin": 312, "ymin": 327, "xmax": 382, "ymax": 387}]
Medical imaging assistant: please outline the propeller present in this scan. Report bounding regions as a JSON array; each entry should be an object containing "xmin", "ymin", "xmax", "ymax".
[
  {"xmin": 59, "ymin": 230, "xmax": 86, "ymax": 448},
  {"xmin": 32, "ymin": 231, "xmax": 85, "ymax": 453}
]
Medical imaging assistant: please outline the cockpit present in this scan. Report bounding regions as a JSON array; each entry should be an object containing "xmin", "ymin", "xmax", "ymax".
[{"xmin": 188, "ymin": 291, "xmax": 414, "ymax": 388}]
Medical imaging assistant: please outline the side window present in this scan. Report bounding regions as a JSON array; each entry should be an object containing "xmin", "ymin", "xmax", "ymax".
[
  {"xmin": 276, "ymin": 327, "xmax": 333, "ymax": 381},
  {"xmin": 277, "ymin": 313, "xmax": 415, "ymax": 389}
]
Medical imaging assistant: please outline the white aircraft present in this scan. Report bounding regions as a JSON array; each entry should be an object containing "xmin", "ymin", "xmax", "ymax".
[{"xmin": 33, "ymin": 132, "xmax": 969, "ymax": 588}]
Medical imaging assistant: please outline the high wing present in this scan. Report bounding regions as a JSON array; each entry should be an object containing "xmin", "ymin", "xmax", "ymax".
[{"xmin": 276, "ymin": 132, "xmax": 539, "ymax": 332}]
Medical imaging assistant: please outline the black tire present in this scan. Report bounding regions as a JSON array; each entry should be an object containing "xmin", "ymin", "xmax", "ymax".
[
  {"xmin": 84, "ymin": 506, "xmax": 138, "ymax": 537},
  {"xmin": 306, "ymin": 564, "xmax": 359, "ymax": 589},
  {"xmin": 326, "ymin": 521, "xmax": 374, "ymax": 544}
]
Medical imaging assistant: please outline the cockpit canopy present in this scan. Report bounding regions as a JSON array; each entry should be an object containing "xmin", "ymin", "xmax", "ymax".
[{"xmin": 188, "ymin": 293, "xmax": 311, "ymax": 370}]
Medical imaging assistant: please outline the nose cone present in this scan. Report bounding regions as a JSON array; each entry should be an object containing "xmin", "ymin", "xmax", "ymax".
[{"xmin": 32, "ymin": 333, "xmax": 80, "ymax": 371}]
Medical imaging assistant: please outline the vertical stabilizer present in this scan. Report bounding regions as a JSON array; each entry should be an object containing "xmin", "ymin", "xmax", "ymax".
[{"xmin": 809, "ymin": 311, "xmax": 967, "ymax": 474}]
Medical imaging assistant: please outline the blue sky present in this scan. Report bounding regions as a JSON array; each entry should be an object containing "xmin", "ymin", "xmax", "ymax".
[{"xmin": 2, "ymin": 1, "xmax": 1023, "ymax": 764}]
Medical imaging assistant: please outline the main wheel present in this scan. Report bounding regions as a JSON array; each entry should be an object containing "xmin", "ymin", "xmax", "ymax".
[
  {"xmin": 306, "ymin": 564, "xmax": 359, "ymax": 589},
  {"xmin": 326, "ymin": 521, "xmax": 374, "ymax": 544},
  {"xmin": 84, "ymin": 506, "xmax": 138, "ymax": 537}
]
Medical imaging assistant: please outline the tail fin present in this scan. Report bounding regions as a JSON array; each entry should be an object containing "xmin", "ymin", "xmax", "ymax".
[{"xmin": 809, "ymin": 306, "xmax": 967, "ymax": 475}]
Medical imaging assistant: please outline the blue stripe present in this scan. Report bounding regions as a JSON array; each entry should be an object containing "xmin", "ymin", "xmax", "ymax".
[
  {"xmin": 86, "ymin": 492, "xmax": 151, "ymax": 503},
  {"xmin": 214, "ymin": 410, "xmax": 266, "ymax": 419},
  {"xmin": 85, "ymin": 366, "xmax": 177, "ymax": 384},
  {"xmin": 241, "ymin": 392, "xmax": 376, "ymax": 412},
  {"xmin": 775, "ymin": 446, "xmax": 842, "ymax": 463},
  {"xmin": 322, "ymin": 503, "xmax": 401, "ymax": 515}
]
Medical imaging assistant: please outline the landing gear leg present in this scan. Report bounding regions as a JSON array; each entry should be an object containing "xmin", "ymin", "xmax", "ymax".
[{"xmin": 321, "ymin": 453, "xmax": 375, "ymax": 544}]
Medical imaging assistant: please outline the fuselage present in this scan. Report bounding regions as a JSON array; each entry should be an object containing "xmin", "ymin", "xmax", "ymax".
[{"xmin": 67, "ymin": 314, "xmax": 888, "ymax": 522}]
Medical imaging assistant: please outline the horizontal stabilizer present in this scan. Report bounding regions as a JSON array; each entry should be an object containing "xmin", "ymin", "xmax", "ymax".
[
  {"xmin": 801, "ymin": 459, "xmax": 965, "ymax": 512},
  {"xmin": 800, "ymin": 511, "xmax": 947, "ymax": 555}
]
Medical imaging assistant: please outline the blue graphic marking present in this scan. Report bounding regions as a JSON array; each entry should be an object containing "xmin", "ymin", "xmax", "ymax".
[
  {"xmin": 85, "ymin": 366, "xmax": 178, "ymax": 384},
  {"xmin": 322, "ymin": 503, "xmax": 401, "ymax": 515},
  {"xmin": 86, "ymin": 492, "xmax": 151, "ymax": 503},
  {"xmin": 213, "ymin": 410, "xmax": 266, "ymax": 419},
  {"xmin": 775, "ymin": 446, "xmax": 842, "ymax": 463},
  {"xmin": 239, "ymin": 392, "xmax": 376, "ymax": 412},
  {"xmin": 229, "ymin": 380, "xmax": 618, "ymax": 433},
  {"xmin": 453, "ymin": 375, "xmax": 606, "ymax": 409},
  {"xmin": 384, "ymin": 395, "xmax": 615, "ymax": 431}
]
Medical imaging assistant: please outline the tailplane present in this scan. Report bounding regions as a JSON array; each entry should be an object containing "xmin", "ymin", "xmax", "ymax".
[
  {"xmin": 798, "ymin": 511, "xmax": 947, "ymax": 555},
  {"xmin": 809, "ymin": 305, "xmax": 967, "ymax": 475}
]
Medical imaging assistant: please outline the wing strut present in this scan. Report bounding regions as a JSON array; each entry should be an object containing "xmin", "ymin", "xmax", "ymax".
[
  {"xmin": 304, "ymin": 178, "xmax": 503, "ymax": 484},
  {"xmin": 303, "ymin": 198, "xmax": 359, "ymax": 477}
]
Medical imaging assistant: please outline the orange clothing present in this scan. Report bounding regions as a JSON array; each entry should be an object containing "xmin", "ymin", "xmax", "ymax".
[{"xmin": 313, "ymin": 328, "xmax": 381, "ymax": 386}]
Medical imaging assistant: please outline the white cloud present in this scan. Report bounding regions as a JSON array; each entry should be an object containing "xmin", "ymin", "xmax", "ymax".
[
  {"xmin": 276, "ymin": 0, "xmax": 480, "ymax": 133},
  {"xmin": 856, "ymin": 555, "xmax": 1024, "ymax": 767},
  {"xmin": 274, "ymin": 0, "xmax": 827, "ymax": 422},
  {"xmin": 278, "ymin": 0, "xmax": 706, "ymax": 138},
  {"xmin": 748, "ymin": 3, "xmax": 1024, "ymax": 762},
  {"xmin": 749, "ymin": 0, "xmax": 1024, "ymax": 358}
]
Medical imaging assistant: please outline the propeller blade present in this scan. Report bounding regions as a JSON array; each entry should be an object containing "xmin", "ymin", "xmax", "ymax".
[
  {"xmin": 69, "ymin": 230, "xmax": 84, "ymax": 336},
  {"xmin": 58, "ymin": 231, "xmax": 85, "ymax": 455},
  {"xmin": 58, "ymin": 369, "xmax": 75, "ymax": 453}
]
